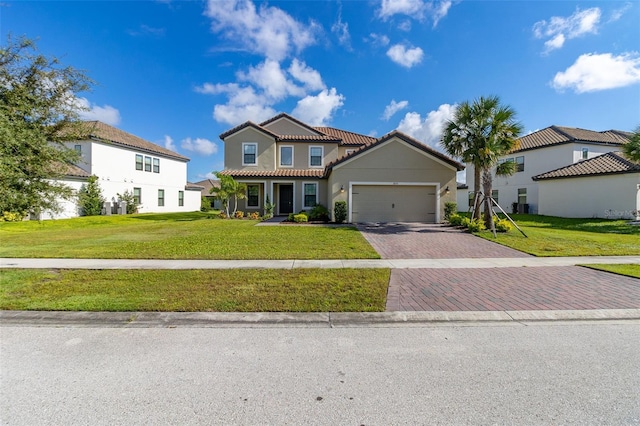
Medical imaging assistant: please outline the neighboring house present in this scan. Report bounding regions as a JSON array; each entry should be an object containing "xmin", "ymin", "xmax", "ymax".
[
  {"xmin": 459, "ymin": 126, "xmax": 632, "ymax": 216},
  {"xmin": 194, "ymin": 178, "xmax": 222, "ymax": 210},
  {"xmin": 39, "ymin": 163, "xmax": 91, "ymax": 220},
  {"xmin": 218, "ymin": 113, "xmax": 463, "ymax": 223},
  {"xmin": 532, "ymin": 152, "xmax": 640, "ymax": 220},
  {"xmin": 41, "ymin": 121, "xmax": 201, "ymax": 219}
]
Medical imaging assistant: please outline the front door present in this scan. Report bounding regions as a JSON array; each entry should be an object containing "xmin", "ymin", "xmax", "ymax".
[{"xmin": 279, "ymin": 184, "xmax": 294, "ymax": 215}]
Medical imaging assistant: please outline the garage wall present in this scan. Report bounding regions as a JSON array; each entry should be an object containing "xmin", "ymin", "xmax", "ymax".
[{"xmin": 327, "ymin": 137, "xmax": 458, "ymax": 222}]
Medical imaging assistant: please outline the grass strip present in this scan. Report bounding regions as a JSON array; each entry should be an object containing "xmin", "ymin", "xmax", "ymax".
[
  {"xmin": 0, "ymin": 268, "xmax": 390, "ymax": 312},
  {"xmin": 580, "ymin": 264, "xmax": 640, "ymax": 279}
]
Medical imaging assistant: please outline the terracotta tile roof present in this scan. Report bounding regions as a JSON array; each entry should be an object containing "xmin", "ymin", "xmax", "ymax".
[
  {"xmin": 219, "ymin": 169, "xmax": 325, "ymax": 178},
  {"xmin": 314, "ymin": 127, "xmax": 377, "ymax": 146},
  {"xmin": 325, "ymin": 130, "xmax": 465, "ymax": 175},
  {"xmin": 80, "ymin": 121, "xmax": 190, "ymax": 161},
  {"xmin": 532, "ymin": 152, "xmax": 640, "ymax": 181},
  {"xmin": 516, "ymin": 125, "xmax": 631, "ymax": 152},
  {"xmin": 277, "ymin": 134, "xmax": 341, "ymax": 142}
]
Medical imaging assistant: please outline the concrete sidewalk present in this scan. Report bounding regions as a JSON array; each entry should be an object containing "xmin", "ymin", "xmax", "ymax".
[{"xmin": 2, "ymin": 256, "xmax": 639, "ymax": 269}]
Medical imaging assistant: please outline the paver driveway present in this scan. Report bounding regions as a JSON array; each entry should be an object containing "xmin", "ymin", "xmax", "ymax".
[{"xmin": 358, "ymin": 223, "xmax": 640, "ymax": 312}]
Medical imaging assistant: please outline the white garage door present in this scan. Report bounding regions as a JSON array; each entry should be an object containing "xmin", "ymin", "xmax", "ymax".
[{"xmin": 351, "ymin": 185, "xmax": 437, "ymax": 223}]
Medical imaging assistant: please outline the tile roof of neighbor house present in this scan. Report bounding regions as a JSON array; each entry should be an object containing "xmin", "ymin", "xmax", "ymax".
[
  {"xmin": 185, "ymin": 182, "xmax": 205, "ymax": 191},
  {"xmin": 515, "ymin": 125, "xmax": 632, "ymax": 152},
  {"xmin": 218, "ymin": 169, "xmax": 325, "ymax": 178},
  {"xmin": 193, "ymin": 179, "xmax": 220, "ymax": 195},
  {"xmin": 325, "ymin": 130, "xmax": 465, "ymax": 174},
  {"xmin": 532, "ymin": 152, "xmax": 640, "ymax": 181},
  {"xmin": 81, "ymin": 121, "xmax": 190, "ymax": 161},
  {"xmin": 56, "ymin": 162, "xmax": 91, "ymax": 179}
]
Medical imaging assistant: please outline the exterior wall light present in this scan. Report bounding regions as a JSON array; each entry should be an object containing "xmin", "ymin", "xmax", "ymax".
[
  {"xmin": 340, "ymin": 185, "xmax": 345, "ymax": 193},
  {"xmin": 445, "ymin": 186, "xmax": 450, "ymax": 194}
]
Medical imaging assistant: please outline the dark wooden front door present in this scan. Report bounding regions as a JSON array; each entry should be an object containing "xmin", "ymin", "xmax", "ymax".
[{"xmin": 279, "ymin": 184, "xmax": 293, "ymax": 214}]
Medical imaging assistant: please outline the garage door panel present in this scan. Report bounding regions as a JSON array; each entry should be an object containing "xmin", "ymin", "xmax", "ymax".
[{"xmin": 352, "ymin": 185, "xmax": 436, "ymax": 223}]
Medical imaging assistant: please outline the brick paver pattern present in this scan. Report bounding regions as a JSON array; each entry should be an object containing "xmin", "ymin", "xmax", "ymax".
[
  {"xmin": 358, "ymin": 223, "xmax": 530, "ymax": 259},
  {"xmin": 387, "ymin": 267, "xmax": 640, "ymax": 311}
]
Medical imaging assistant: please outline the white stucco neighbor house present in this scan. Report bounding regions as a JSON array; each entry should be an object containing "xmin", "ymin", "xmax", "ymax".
[
  {"xmin": 218, "ymin": 113, "xmax": 464, "ymax": 223},
  {"xmin": 40, "ymin": 121, "xmax": 201, "ymax": 219},
  {"xmin": 458, "ymin": 126, "xmax": 633, "ymax": 218}
]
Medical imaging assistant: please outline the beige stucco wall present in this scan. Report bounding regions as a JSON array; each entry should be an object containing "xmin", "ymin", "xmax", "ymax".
[
  {"xmin": 224, "ymin": 128, "xmax": 277, "ymax": 171},
  {"xmin": 263, "ymin": 118, "xmax": 318, "ymax": 136},
  {"xmin": 233, "ymin": 178, "xmax": 328, "ymax": 216},
  {"xmin": 537, "ymin": 173, "xmax": 640, "ymax": 219},
  {"xmin": 275, "ymin": 142, "xmax": 338, "ymax": 169},
  {"xmin": 327, "ymin": 138, "xmax": 458, "ymax": 222}
]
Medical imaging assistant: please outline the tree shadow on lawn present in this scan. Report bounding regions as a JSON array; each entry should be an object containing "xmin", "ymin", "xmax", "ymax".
[{"xmin": 128, "ymin": 212, "xmax": 217, "ymax": 222}]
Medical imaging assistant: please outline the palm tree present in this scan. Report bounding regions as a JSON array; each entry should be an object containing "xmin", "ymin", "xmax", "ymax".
[
  {"xmin": 211, "ymin": 173, "xmax": 233, "ymax": 218},
  {"xmin": 622, "ymin": 126, "xmax": 640, "ymax": 163},
  {"xmin": 441, "ymin": 95, "xmax": 523, "ymax": 229},
  {"xmin": 230, "ymin": 180, "xmax": 247, "ymax": 215}
]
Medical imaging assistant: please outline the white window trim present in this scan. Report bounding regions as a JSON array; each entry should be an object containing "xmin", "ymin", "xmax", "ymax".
[
  {"xmin": 279, "ymin": 145, "xmax": 294, "ymax": 168},
  {"xmin": 246, "ymin": 183, "xmax": 261, "ymax": 209},
  {"xmin": 242, "ymin": 142, "xmax": 258, "ymax": 166},
  {"xmin": 302, "ymin": 182, "xmax": 319, "ymax": 209},
  {"xmin": 309, "ymin": 146, "xmax": 324, "ymax": 168}
]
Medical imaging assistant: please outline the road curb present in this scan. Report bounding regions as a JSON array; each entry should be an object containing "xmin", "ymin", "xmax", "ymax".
[{"xmin": 2, "ymin": 309, "xmax": 639, "ymax": 328}]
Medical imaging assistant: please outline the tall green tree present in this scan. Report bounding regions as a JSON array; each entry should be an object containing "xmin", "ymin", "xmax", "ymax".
[
  {"xmin": 0, "ymin": 35, "xmax": 92, "ymax": 218},
  {"xmin": 441, "ymin": 95, "xmax": 523, "ymax": 229},
  {"xmin": 78, "ymin": 175, "xmax": 104, "ymax": 216},
  {"xmin": 622, "ymin": 126, "xmax": 640, "ymax": 163}
]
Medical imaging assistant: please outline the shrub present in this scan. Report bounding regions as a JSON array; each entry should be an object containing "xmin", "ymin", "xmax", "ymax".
[
  {"xmin": 116, "ymin": 190, "xmax": 139, "ymax": 214},
  {"xmin": 494, "ymin": 217, "xmax": 512, "ymax": 233},
  {"xmin": 263, "ymin": 194, "xmax": 275, "ymax": 219},
  {"xmin": 235, "ymin": 210, "xmax": 244, "ymax": 219},
  {"xmin": 444, "ymin": 202, "xmax": 457, "ymax": 221},
  {"xmin": 287, "ymin": 212, "xmax": 296, "ymax": 221},
  {"xmin": 463, "ymin": 217, "xmax": 485, "ymax": 232},
  {"xmin": 249, "ymin": 212, "xmax": 260, "ymax": 220},
  {"xmin": 200, "ymin": 196, "xmax": 211, "ymax": 212},
  {"xmin": 1, "ymin": 211, "xmax": 25, "ymax": 222},
  {"xmin": 78, "ymin": 175, "xmax": 104, "ymax": 216},
  {"xmin": 448, "ymin": 213, "xmax": 463, "ymax": 226},
  {"xmin": 293, "ymin": 213, "xmax": 308, "ymax": 223},
  {"xmin": 219, "ymin": 211, "xmax": 227, "ymax": 219},
  {"xmin": 309, "ymin": 203, "xmax": 330, "ymax": 222},
  {"xmin": 334, "ymin": 201, "xmax": 347, "ymax": 223}
]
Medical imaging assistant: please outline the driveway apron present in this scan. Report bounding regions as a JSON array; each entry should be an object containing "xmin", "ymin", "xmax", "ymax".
[{"xmin": 358, "ymin": 223, "xmax": 640, "ymax": 312}]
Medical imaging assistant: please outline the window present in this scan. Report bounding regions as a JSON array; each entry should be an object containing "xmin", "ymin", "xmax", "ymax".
[
  {"xmin": 135, "ymin": 154, "xmax": 143, "ymax": 171},
  {"xmin": 153, "ymin": 158, "xmax": 160, "ymax": 173},
  {"xmin": 582, "ymin": 148, "xmax": 589, "ymax": 160},
  {"xmin": 515, "ymin": 156, "xmax": 524, "ymax": 172},
  {"xmin": 145, "ymin": 156, "xmax": 152, "ymax": 172},
  {"xmin": 178, "ymin": 190, "xmax": 184, "ymax": 207},
  {"xmin": 518, "ymin": 188, "xmax": 527, "ymax": 204},
  {"xmin": 247, "ymin": 184, "xmax": 259, "ymax": 207},
  {"xmin": 74, "ymin": 144, "xmax": 82, "ymax": 153},
  {"xmin": 243, "ymin": 143, "xmax": 257, "ymax": 165},
  {"xmin": 133, "ymin": 187, "xmax": 141, "ymax": 205},
  {"xmin": 158, "ymin": 189, "xmax": 165, "ymax": 207},
  {"xmin": 303, "ymin": 183, "xmax": 318, "ymax": 208},
  {"xmin": 468, "ymin": 191, "xmax": 475, "ymax": 208},
  {"xmin": 309, "ymin": 146, "xmax": 323, "ymax": 167},
  {"xmin": 491, "ymin": 190, "xmax": 499, "ymax": 205},
  {"xmin": 280, "ymin": 146, "xmax": 293, "ymax": 167}
]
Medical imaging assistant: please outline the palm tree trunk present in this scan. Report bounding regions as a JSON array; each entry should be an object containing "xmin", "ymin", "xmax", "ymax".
[
  {"xmin": 473, "ymin": 165, "xmax": 482, "ymax": 219},
  {"xmin": 481, "ymin": 168, "xmax": 494, "ymax": 230}
]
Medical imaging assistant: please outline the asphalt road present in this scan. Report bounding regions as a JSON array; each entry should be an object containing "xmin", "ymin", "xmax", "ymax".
[{"xmin": 2, "ymin": 322, "xmax": 640, "ymax": 425}]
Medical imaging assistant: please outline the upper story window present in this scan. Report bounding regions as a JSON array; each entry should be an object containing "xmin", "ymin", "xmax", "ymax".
[
  {"xmin": 280, "ymin": 146, "xmax": 293, "ymax": 167},
  {"xmin": 145, "ymin": 156, "xmax": 152, "ymax": 172},
  {"xmin": 515, "ymin": 156, "xmax": 524, "ymax": 172},
  {"xmin": 153, "ymin": 158, "xmax": 160, "ymax": 173},
  {"xmin": 243, "ymin": 143, "xmax": 257, "ymax": 166},
  {"xmin": 309, "ymin": 146, "xmax": 323, "ymax": 167},
  {"xmin": 74, "ymin": 144, "xmax": 82, "ymax": 153},
  {"xmin": 135, "ymin": 154, "xmax": 143, "ymax": 171},
  {"xmin": 581, "ymin": 147, "xmax": 589, "ymax": 160}
]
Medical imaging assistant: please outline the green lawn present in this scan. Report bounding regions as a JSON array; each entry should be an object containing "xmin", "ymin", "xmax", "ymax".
[
  {"xmin": 0, "ymin": 212, "xmax": 379, "ymax": 259},
  {"xmin": 0, "ymin": 268, "xmax": 390, "ymax": 312},
  {"xmin": 474, "ymin": 214, "xmax": 640, "ymax": 256},
  {"xmin": 581, "ymin": 264, "xmax": 640, "ymax": 279}
]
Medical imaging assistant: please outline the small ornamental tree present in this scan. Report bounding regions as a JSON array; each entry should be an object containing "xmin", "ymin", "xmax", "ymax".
[
  {"xmin": 78, "ymin": 175, "xmax": 104, "ymax": 216},
  {"xmin": 334, "ymin": 201, "xmax": 347, "ymax": 223},
  {"xmin": 116, "ymin": 190, "xmax": 139, "ymax": 214},
  {"xmin": 622, "ymin": 126, "xmax": 640, "ymax": 164}
]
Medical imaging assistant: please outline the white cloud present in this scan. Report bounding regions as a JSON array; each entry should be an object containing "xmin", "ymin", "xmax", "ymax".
[
  {"xmin": 366, "ymin": 33, "xmax": 390, "ymax": 47},
  {"xmin": 331, "ymin": 4, "xmax": 352, "ymax": 50},
  {"xmin": 386, "ymin": 44, "xmax": 424, "ymax": 68},
  {"xmin": 180, "ymin": 137, "xmax": 218, "ymax": 156},
  {"xmin": 533, "ymin": 7, "xmax": 601, "ymax": 53},
  {"xmin": 239, "ymin": 59, "xmax": 304, "ymax": 100},
  {"xmin": 396, "ymin": 103, "xmax": 457, "ymax": 149},
  {"xmin": 552, "ymin": 52, "xmax": 640, "ymax": 93},
  {"xmin": 382, "ymin": 100, "xmax": 409, "ymax": 120},
  {"xmin": 213, "ymin": 103, "xmax": 277, "ymax": 127},
  {"xmin": 204, "ymin": 0, "xmax": 320, "ymax": 61},
  {"xmin": 288, "ymin": 59, "xmax": 325, "ymax": 91},
  {"xmin": 377, "ymin": 0, "xmax": 453, "ymax": 27},
  {"xmin": 163, "ymin": 135, "xmax": 177, "ymax": 152},
  {"xmin": 76, "ymin": 97, "xmax": 121, "ymax": 125},
  {"xmin": 609, "ymin": 3, "xmax": 631, "ymax": 22},
  {"xmin": 292, "ymin": 88, "xmax": 345, "ymax": 126}
]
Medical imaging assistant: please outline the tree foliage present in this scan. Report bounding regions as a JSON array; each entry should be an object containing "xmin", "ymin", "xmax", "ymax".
[
  {"xmin": 78, "ymin": 175, "xmax": 104, "ymax": 216},
  {"xmin": 0, "ymin": 35, "xmax": 93, "ymax": 218},
  {"xmin": 622, "ymin": 126, "xmax": 640, "ymax": 164},
  {"xmin": 441, "ymin": 95, "xmax": 522, "ymax": 229}
]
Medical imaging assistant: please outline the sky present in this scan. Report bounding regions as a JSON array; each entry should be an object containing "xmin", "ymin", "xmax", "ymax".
[{"xmin": 2, "ymin": 0, "xmax": 639, "ymax": 183}]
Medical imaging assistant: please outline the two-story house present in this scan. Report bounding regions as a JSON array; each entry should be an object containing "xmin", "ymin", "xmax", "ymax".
[
  {"xmin": 218, "ymin": 113, "xmax": 463, "ymax": 223},
  {"xmin": 458, "ymin": 126, "xmax": 635, "ymax": 218},
  {"xmin": 42, "ymin": 121, "xmax": 201, "ymax": 219}
]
